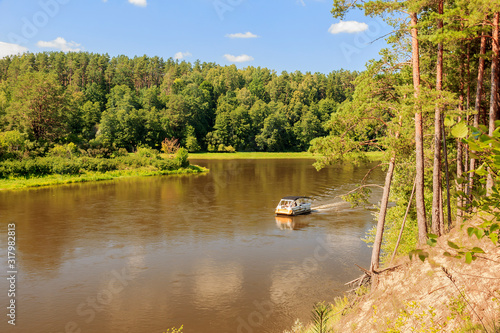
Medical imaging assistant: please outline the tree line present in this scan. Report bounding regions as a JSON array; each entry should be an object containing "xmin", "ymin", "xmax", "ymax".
[
  {"xmin": 0, "ymin": 52, "xmax": 358, "ymax": 158},
  {"xmin": 312, "ymin": 0, "xmax": 499, "ymax": 272}
]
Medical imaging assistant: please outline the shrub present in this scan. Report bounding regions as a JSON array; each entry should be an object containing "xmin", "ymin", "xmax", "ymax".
[
  {"xmin": 113, "ymin": 148, "xmax": 129, "ymax": 157},
  {"xmin": 153, "ymin": 158, "xmax": 176, "ymax": 171},
  {"xmin": 0, "ymin": 130, "xmax": 26, "ymax": 160},
  {"xmin": 161, "ymin": 138, "xmax": 180, "ymax": 154},
  {"xmin": 185, "ymin": 135, "xmax": 201, "ymax": 152},
  {"xmin": 49, "ymin": 143, "xmax": 79, "ymax": 158},
  {"xmin": 174, "ymin": 148, "xmax": 189, "ymax": 168},
  {"xmin": 136, "ymin": 146, "xmax": 159, "ymax": 159},
  {"xmin": 50, "ymin": 157, "xmax": 80, "ymax": 175}
]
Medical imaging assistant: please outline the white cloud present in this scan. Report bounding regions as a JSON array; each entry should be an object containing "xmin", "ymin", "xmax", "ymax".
[
  {"xmin": 174, "ymin": 51, "xmax": 192, "ymax": 60},
  {"xmin": 226, "ymin": 32, "xmax": 259, "ymax": 39},
  {"xmin": 0, "ymin": 42, "xmax": 28, "ymax": 58},
  {"xmin": 328, "ymin": 21, "xmax": 369, "ymax": 34},
  {"xmin": 223, "ymin": 54, "xmax": 254, "ymax": 63},
  {"xmin": 37, "ymin": 37, "xmax": 82, "ymax": 52},
  {"xmin": 128, "ymin": 0, "xmax": 147, "ymax": 7}
]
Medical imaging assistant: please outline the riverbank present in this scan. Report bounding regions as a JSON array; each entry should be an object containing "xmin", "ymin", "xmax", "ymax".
[
  {"xmin": 0, "ymin": 165, "xmax": 207, "ymax": 190},
  {"xmin": 286, "ymin": 222, "xmax": 500, "ymax": 332},
  {"xmin": 189, "ymin": 151, "xmax": 384, "ymax": 160}
]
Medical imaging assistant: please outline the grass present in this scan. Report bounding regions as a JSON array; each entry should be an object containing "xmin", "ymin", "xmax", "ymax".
[
  {"xmin": 188, "ymin": 151, "xmax": 385, "ymax": 160},
  {"xmin": 0, "ymin": 165, "xmax": 207, "ymax": 191}
]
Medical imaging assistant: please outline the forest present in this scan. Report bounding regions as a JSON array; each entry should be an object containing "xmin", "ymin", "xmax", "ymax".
[
  {"xmin": 306, "ymin": 0, "xmax": 500, "ymax": 275},
  {"xmin": 0, "ymin": 52, "xmax": 358, "ymax": 156}
]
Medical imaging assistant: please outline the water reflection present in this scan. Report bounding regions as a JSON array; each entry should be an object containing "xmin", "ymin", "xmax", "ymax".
[
  {"xmin": 275, "ymin": 215, "xmax": 310, "ymax": 230},
  {"xmin": 193, "ymin": 259, "xmax": 243, "ymax": 310}
]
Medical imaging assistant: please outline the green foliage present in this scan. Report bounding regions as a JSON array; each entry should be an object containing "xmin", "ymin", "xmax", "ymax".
[
  {"xmin": 163, "ymin": 325, "xmax": 183, "ymax": 333},
  {"xmin": 0, "ymin": 52, "xmax": 358, "ymax": 154},
  {"xmin": 174, "ymin": 148, "xmax": 189, "ymax": 168},
  {"xmin": 382, "ymin": 301, "xmax": 444, "ymax": 333},
  {"xmin": 447, "ymin": 122, "xmax": 500, "ymax": 262},
  {"xmin": 310, "ymin": 302, "xmax": 333, "ymax": 333},
  {"xmin": 0, "ymin": 130, "xmax": 26, "ymax": 160},
  {"xmin": 48, "ymin": 143, "xmax": 79, "ymax": 158},
  {"xmin": 0, "ymin": 148, "xmax": 190, "ymax": 179}
]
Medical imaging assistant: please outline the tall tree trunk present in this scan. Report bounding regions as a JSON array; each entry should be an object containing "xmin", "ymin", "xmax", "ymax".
[
  {"xmin": 370, "ymin": 154, "xmax": 396, "ymax": 272},
  {"xmin": 442, "ymin": 114, "xmax": 452, "ymax": 232},
  {"xmin": 464, "ymin": 42, "xmax": 471, "ymax": 208},
  {"xmin": 469, "ymin": 24, "xmax": 487, "ymax": 197},
  {"xmin": 487, "ymin": 13, "xmax": 499, "ymax": 193},
  {"xmin": 457, "ymin": 52, "xmax": 465, "ymax": 225},
  {"xmin": 432, "ymin": 0, "xmax": 444, "ymax": 236},
  {"xmin": 411, "ymin": 12, "xmax": 428, "ymax": 244}
]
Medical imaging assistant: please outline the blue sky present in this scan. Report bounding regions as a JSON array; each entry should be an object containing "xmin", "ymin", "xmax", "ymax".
[{"xmin": 0, "ymin": 0, "xmax": 392, "ymax": 73}]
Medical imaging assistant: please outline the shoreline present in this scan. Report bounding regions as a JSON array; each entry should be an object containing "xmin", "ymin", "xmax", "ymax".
[
  {"xmin": 189, "ymin": 151, "xmax": 384, "ymax": 160},
  {"xmin": 0, "ymin": 165, "xmax": 207, "ymax": 191}
]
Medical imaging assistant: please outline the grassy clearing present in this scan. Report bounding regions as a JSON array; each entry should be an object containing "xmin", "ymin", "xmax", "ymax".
[
  {"xmin": 188, "ymin": 151, "xmax": 385, "ymax": 160},
  {"xmin": 0, "ymin": 165, "xmax": 207, "ymax": 191}
]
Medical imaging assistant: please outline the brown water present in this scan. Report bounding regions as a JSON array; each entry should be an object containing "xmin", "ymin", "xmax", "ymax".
[{"xmin": 0, "ymin": 159, "xmax": 383, "ymax": 333}]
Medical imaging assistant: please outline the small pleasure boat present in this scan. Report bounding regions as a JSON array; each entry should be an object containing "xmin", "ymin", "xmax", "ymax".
[{"xmin": 275, "ymin": 196, "xmax": 312, "ymax": 216}]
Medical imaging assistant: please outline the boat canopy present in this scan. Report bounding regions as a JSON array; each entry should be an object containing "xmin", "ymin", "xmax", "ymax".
[{"xmin": 281, "ymin": 196, "xmax": 311, "ymax": 201}]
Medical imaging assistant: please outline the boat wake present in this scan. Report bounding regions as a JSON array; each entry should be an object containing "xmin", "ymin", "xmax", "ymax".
[{"xmin": 311, "ymin": 201, "xmax": 347, "ymax": 211}]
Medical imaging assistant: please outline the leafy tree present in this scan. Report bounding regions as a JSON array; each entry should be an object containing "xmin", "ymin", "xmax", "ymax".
[{"xmin": 6, "ymin": 72, "xmax": 69, "ymax": 142}]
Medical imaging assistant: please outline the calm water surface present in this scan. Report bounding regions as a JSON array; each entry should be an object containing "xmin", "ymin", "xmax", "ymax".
[{"xmin": 0, "ymin": 159, "xmax": 383, "ymax": 333}]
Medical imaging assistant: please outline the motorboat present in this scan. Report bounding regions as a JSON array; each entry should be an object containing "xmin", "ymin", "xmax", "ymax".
[{"xmin": 275, "ymin": 196, "xmax": 312, "ymax": 216}]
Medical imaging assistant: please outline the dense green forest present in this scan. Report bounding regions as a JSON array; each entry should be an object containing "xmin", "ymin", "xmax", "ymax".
[{"xmin": 0, "ymin": 52, "xmax": 358, "ymax": 156}]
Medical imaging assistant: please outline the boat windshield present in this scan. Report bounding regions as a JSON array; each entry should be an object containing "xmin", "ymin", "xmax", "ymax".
[
  {"xmin": 278, "ymin": 200, "xmax": 295, "ymax": 208},
  {"xmin": 279, "ymin": 199, "xmax": 298, "ymax": 208}
]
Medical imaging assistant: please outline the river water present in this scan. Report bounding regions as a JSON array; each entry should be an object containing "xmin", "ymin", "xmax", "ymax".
[{"xmin": 0, "ymin": 158, "xmax": 384, "ymax": 333}]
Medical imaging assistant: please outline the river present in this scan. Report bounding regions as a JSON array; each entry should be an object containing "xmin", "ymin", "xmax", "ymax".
[{"xmin": 0, "ymin": 158, "xmax": 384, "ymax": 333}]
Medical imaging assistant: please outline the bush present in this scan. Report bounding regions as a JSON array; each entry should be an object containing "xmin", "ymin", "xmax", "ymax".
[
  {"xmin": 50, "ymin": 157, "xmax": 80, "ymax": 175},
  {"xmin": 153, "ymin": 158, "xmax": 176, "ymax": 171},
  {"xmin": 136, "ymin": 146, "xmax": 159, "ymax": 158},
  {"xmin": 0, "ymin": 148, "xmax": 188, "ymax": 179},
  {"xmin": 174, "ymin": 148, "xmax": 189, "ymax": 168},
  {"xmin": 113, "ymin": 148, "xmax": 129, "ymax": 157},
  {"xmin": 0, "ymin": 130, "xmax": 26, "ymax": 160},
  {"xmin": 86, "ymin": 147, "xmax": 113, "ymax": 158},
  {"xmin": 185, "ymin": 135, "xmax": 201, "ymax": 152},
  {"xmin": 49, "ymin": 143, "xmax": 79, "ymax": 158}
]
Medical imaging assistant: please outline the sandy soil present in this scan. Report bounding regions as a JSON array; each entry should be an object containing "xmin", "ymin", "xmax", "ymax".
[{"xmin": 332, "ymin": 225, "xmax": 500, "ymax": 332}]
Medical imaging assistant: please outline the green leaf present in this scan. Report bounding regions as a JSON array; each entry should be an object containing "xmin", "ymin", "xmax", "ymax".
[
  {"xmin": 448, "ymin": 241, "xmax": 460, "ymax": 249},
  {"xmin": 418, "ymin": 252, "xmax": 429, "ymax": 262},
  {"xmin": 465, "ymin": 252, "xmax": 473, "ymax": 264},
  {"xmin": 474, "ymin": 228, "xmax": 485, "ymax": 239},
  {"xmin": 443, "ymin": 252, "xmax": 452, "ymax": 257},
  {"xmin": 444, "ymin": 116, "xmax": 456, "ymax": 127},
  {"xmin": 471, "ymin": 247, "xmax": 484, "ymax": 254},
  {"xmin": 428, "ymin": 233, "xmax": 438, "ymax": 239},
  {"xmin": 490, "ymin": 233, "xmax": 499, "ymax": 244},
  {"xmin": 490, "ymin": 224, "xmax": 499, "ymax": 233},
  {"xmin": 467, "ymin": 141, "xmax": 481, "ymax": 151},
  {"xmin": 451, "ymin": 122, "xmax": 468, "ymax": 138},
  {"xmin": 427, "ymin": 238, "xmax": 437, "ymax": 247},
  {"xmin": 467, "ymin": 227, "xmax": 475, "ymax": 237}
]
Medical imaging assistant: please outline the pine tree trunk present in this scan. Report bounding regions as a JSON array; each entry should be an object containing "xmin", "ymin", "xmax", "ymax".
[
  {"xmin": 469, "ymin": 24, "xmax": 487, "ymax": 197},
  {"xmin": 487, "ymin": 13, "xmax": 499, "ymax": 193},
  {"xmin": 370, "ymin": 154, "xmax": 396, "ymax": 272},
  {"xmin": 411, "ymin": 12, "xmax": 428, "ymax": 244},
  {"xmin": 432, "ymin": 1, "xmax": 444, "ymax": 235},
  {"xmin": 457, "ymin": 49, "xmax": 465, "ymax": 225},
  {"xmin": 442, "ymin": 114, "xmax": 452, "ymax": 232}
]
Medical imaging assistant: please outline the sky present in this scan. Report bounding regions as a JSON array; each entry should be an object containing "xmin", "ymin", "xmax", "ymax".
[{"xmin": 0, "ymin": 0, "xmax": 393, "ymax": 74}]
